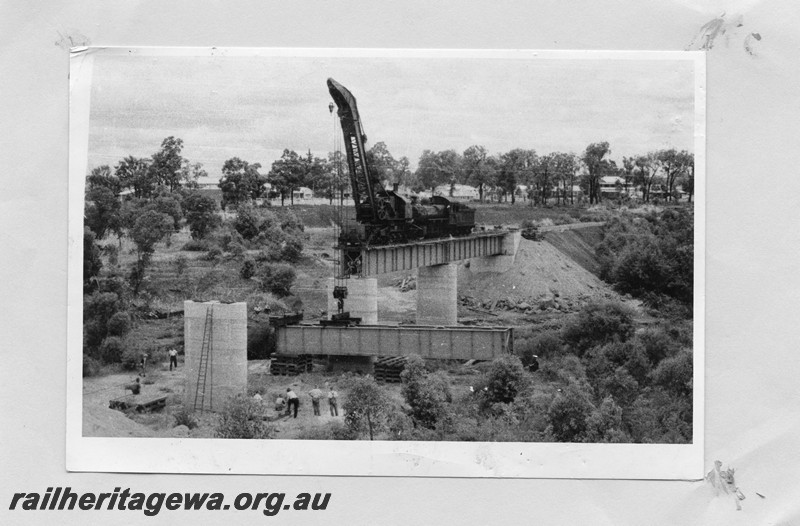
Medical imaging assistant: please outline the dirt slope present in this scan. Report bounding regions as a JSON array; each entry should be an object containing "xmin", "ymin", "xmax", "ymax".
[
  {"xmin": 540, "ymin": 224, "xmax": 605, "ymax": 276},
  {"xmin": 459, "ymin": 236, "xmax": 614, "ymax": 309}
]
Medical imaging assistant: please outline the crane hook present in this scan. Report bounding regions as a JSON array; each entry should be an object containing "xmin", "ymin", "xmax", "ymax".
[{"xmin": 328, "ymin": 102, "xmax": 335, "ymax": 114}]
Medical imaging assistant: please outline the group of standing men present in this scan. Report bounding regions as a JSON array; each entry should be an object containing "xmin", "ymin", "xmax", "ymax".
[{"xmin": 272, "ymin": 385, "xmax": 338, "ymax": 418}]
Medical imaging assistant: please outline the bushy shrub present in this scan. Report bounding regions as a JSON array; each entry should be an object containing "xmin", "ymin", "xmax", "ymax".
[
  {"xmin": 546, "ymin": 383, "xmax": 594, "ymax": 442},
  {"xmin": 83, "ymin": 355, "xmax": 102, "ymax": 377},
  {"xmin": 400, "ymin": 355, "xmax": 452, "ymax": 429},
  {"xmin": 342, "ymin": 376, "xmax": 392, "ymax": 440},
  {"xmin": 584, "ymin": 396, "xmax": 626, "ymax": 442},
  {"xmin": 479, "ymin": 355, "xmax": 528, "ymax": 409},
  {"xmin": 386, "ymin": 409, "xmax": 415, "ymax": 440},
  {"xmin": 596, "ymin": 208, "xmax": 693, "ymax": 306},
  {"xmin": 240, "ymin": 257, "xmax": 257, "ymax": 279},
  {"xmin": 626, "ymin": 388, "xmax": 692, "ymax": 443},
  {"xmin": 517, "ymin": 329, "xmax": 564, "ymax": 368},
  {"xmin": 83, "ymin": 228, "xmax": 103, "ymax": 293},
  {"xmin": 84, "ymin": 291, "xmax": 122, "ymax": 350},
  {"xmin": 173, "ymin": 255, "xmax": 189, "ymax": 277},
  {"xmin": 183, "ymin": 192, "xmax": 220, "ymax": 239},
  {"xmin": 539, "ymin": 354, "xmax": 591, "ymax": 393},
  {"xmin": 99, "ymin": 336, "xmax": 125, "ymax": 364},
  {"xmin": 228, "ymin": 242, "xmax": 246, "ymax": 259},
  {"xmin": 279, "ymin": 209, "xmax": 304, "ymax": 232},
  {"xmin": 121, "ymin": 346, "xmax": 145, "ymax": 371},
  {"xmin": 255, "ymin": 262, "xmax": 296, "ymax": 297},
  {"xmin": 106, "ymin": 311, "xmax": 131, "ymax": 337},
  {"xmin": 649, "ymin": 349, "xmax": 692, "ymax": 397},
  {"xmin": 561, "ymin": 300, "xmax": 635, "ymax": 355},
  {"xmin": 297, "ymin": 421, "xmax": 355, "ymax": 440},
  {"xmin": 635, "ymin": 327, "xmax": 682, "ymax": 365},
  {"xmin": 202, "ymin": 247, "xmax": 222, "ymax": 261},
  {"xmin": 150, "ymin": 195, "xmax": 183, "ymax": 231},
  {"xmin": 215, "ymin": 394, "xmax": 273, "ymax": 439},
  {"xmin": 279, "ymin": 233, "xmax": 304, "ymax": 263},
  {"xmin": 182, "ymin": 239, "xmax": 213, "ymax": 252},
  {"xmin": 233, "ymin": 206, "xmax": 259, "ymax": 240},
  {"xmin": 173, "ymin": 408, "xmax": 198, "ymax": 430}
]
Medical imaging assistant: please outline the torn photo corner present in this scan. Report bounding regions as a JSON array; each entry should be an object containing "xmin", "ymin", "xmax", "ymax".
[{"xmin": 68, "ymin": 47, "xmax": 705, "ymax": 479}]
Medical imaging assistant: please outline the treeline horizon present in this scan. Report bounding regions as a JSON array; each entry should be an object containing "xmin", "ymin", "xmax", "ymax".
[{"xmin": 87, "ymin": 136, "xmax": 695, "ymax": 207}]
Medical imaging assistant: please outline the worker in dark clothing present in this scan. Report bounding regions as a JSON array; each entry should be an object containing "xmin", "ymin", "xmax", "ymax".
[
  {"xmin": 125, "ymin": 377, "xmax": 141, "ymax": 395},
  {"xmin": 528, "ymin": 355, "xmax": 540, "ymax": 373},
  {"xmin": 286, "ymin": 388, "xmax": 299, "ymax": 418}
]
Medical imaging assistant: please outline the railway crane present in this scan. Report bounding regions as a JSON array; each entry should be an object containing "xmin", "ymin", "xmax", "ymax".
[{"xmin": 326, "ymin": 78, "xmax": 476, "ymax": 289}]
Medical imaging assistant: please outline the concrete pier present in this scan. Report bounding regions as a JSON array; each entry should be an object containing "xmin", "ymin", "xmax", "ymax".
[
  {"xmin": 326, "ymin": 277, "xmax": 378, "ymax": 325},
  {"xmin": 416, "ymin": 263, "xmax": 458, "ymax": 326},
  {"xmin": 183, "ymin": 301, "xmax": 247, "ymax": 412}
]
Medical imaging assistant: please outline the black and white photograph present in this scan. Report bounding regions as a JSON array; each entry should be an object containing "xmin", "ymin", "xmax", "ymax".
[
  {"xmin": 68, "ymin": 48, "xmax": 703, "ymax": 478},
  {"xmin": 8, "ymin": 1, "xmax": 800, "ymax": 524}
]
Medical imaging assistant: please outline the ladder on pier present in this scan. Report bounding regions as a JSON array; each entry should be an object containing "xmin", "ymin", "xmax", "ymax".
[{"xmin": 193, "ymin": 305, "xmax": 214, "ymax": 412}]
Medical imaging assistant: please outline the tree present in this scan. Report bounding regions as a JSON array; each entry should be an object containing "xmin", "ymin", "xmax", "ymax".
[
  {"xmin": 83, "ymin": 227, "xmax": 102, "ymax": 293},
  {"xmin": 650, "ymin": 349, "xmax": 692, "ymax": 397},
  {"xmin": 546, "ymin": 383, "xmax": 594, "ymax": 442},
  {"xmin": 301, "ymin": 150, "xmax": 329, "ymax": 198},
  {"xmin": 498, "ymin": 149, "xmax": 535, "ymax": 204},
  {"xmin": 366, "ymin": 142, "xmax": 400, "ymax": 184},
  {"xmin": 400, "ymin": 355, "xmax": 452, "ymax": 429},
  {"xmin": 621, "ymin": 156, "xmax": 636, "ymax": 197},
  {"xmin": 462, "ymin": 145, "xmax": 496, "ymax": 202},
  {"xmin": 533, "ymin": 152, "xmax": 559, "ymax": 205},
  {"xmin": 395, "ymin": 156, "xmax": 413, "ymax": 187},
  {"xmin": 85, "ymin": 186, "xmax": 121, "ymax": 239},
  {"xmin": 87, "ymin": 165, "xmax": 122, "ymax": 195},
  {"xmin": 325, "ymin": 151, "xmax": 350, "ymax": 203},
  {"xmin": 129, "ymin": 210, "xmax": 173, "ymax": 294},
  {"xmin": 254, "ymin": 262, "xmax": 296, "ymax": 296},
  {"xmin": 681, "ymin": 152, "xmax": 695, "ymax": 202},
  {"xmin": 150, "ymin": 194, "xmax": 183, "ymax": 231},
  {"xmin": 148, "ymin": 136, "xmax": 186, "ymax": 192},
  {"xmin": 268, "ymin": 149, "xmax": 305, "ymax": 205},
  {"xmin": 181, "ymin": 161, "xmax": 207, "ymax": 189},
  {"xmin": 219, "ymin": 157, "xmax": 266, "ymax": 207},
  {"xmin": 415, "ymin": 149, "xmax": 462, "ymax": 195},
  {"xmin": 633, "ymin": 152, "xmax": 660, "ymax": 203},
  {"xmin": 581, "ymin": 142, "xmax": 611, "ymax": 204},
  {"xmin": 342, "ymin": 376, "xmax": 392, "ymax": 440},
  {"xmin": 657, "ymin": 148, "xmax": 688, "ymax": 202},
  {"xmin": 115, "ymin": 156, "xmax": 153, "ymax": 198},
  {"xmin": 480, "ymin": 355, "xmax": 528, "ymax": 408},
  {"xmin": 183, "ymin": 192, "xmax": 220, "ymax": 239}
]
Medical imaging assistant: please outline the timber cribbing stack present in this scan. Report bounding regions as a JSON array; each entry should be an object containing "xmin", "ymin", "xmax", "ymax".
[
  {"xmin": 270, "ymin": 354, "xmax": 313, "ymax": 376},
  {"xmin": 374, "ymin": 356, "xmax": 407, "ymax": 384}
]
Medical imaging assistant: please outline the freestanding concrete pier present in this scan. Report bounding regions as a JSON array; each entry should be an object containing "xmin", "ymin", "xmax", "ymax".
[
  {"xmin": 416, "ymin": 263, "xmax": 458, "ymax": 326},
  {"xmin": 183, "ymin": 301, "xmax": 247, "ymax": 412}
]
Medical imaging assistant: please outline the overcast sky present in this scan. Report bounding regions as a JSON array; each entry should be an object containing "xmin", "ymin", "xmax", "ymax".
[{"xmin": 87, "ymin": 52, "xmax": 697, "ymax": 178}]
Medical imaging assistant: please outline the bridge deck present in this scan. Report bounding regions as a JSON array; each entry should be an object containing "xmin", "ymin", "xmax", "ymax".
[
  {"xmin": 275, "ymin": 324, "xmax": 513, "ymax": 361},
  {"xmin": 340, "ymin": 230, "xmax": 513, "ymax": 277}
]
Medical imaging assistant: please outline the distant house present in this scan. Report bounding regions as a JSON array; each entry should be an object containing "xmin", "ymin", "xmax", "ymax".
[
  {"xmin": 432, "ymin": 183, "xmax": 479, "ymax": 201},
  {"xmin": 292, "ymin": 186, "xmax": 314, "ymax": 200}
]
